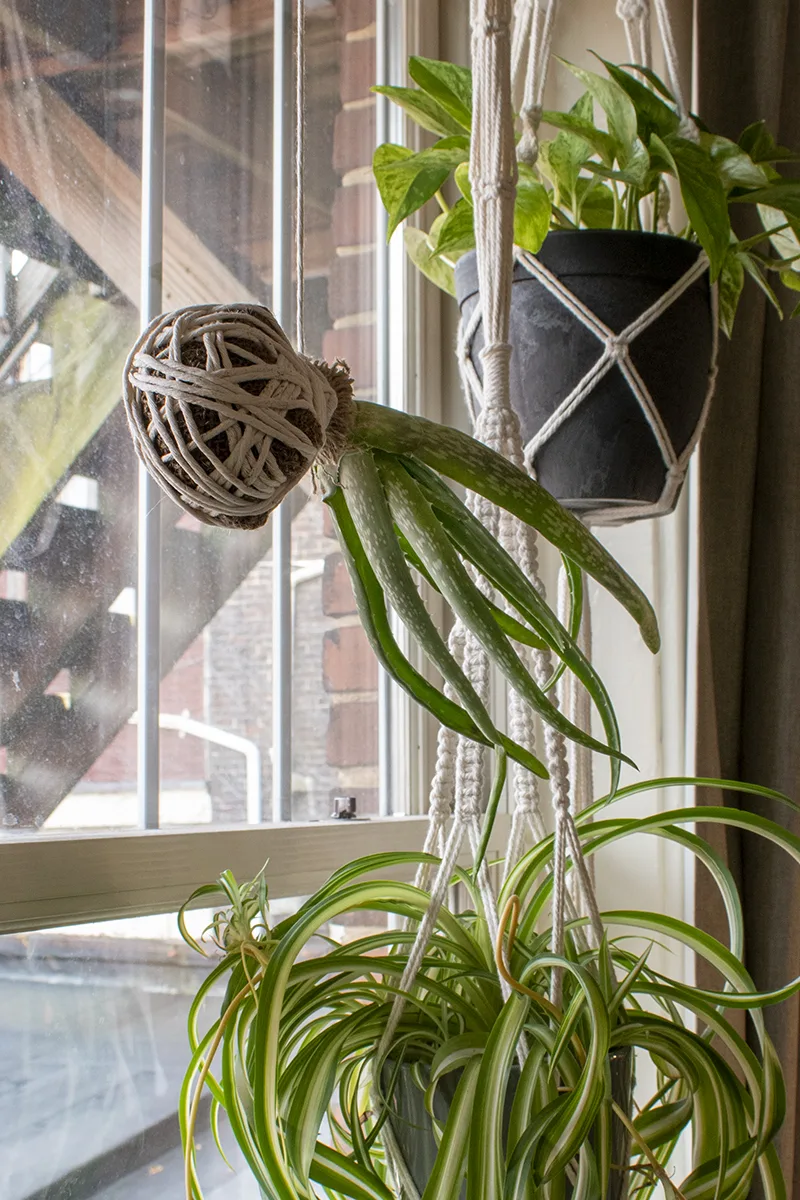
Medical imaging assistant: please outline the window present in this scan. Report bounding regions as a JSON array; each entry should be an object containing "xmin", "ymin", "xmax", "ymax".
[{"xmin": 0, "ymin": 2, "xmax": 429, "ymax": 1194}]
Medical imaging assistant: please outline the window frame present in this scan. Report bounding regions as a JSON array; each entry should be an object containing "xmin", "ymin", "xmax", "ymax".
[{"xmin": 2, "ymin": 0, "xmax": 445, "ymax": 935}]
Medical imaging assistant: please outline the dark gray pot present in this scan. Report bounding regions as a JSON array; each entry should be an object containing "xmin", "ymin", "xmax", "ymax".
[
  {"xmin": 385, "ymin": 1046, "xmax": 633, "ymax": 1198},
  {"xmin": 454, "ymin": 231, "xmax": 714, "ymax": 522}
]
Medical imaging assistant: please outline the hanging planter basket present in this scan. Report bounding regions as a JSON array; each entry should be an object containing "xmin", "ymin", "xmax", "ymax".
[
  {"xmin": 455, "ymin": 230, "xmax": 716, "ymax": 525},
  {"xmin": 385, "ymin": 1049, "xmax": 634, "ymax": 1199}
]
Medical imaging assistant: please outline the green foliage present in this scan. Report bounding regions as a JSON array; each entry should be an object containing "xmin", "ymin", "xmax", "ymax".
[
  {"xmin": 372, "ymin": 55, "xmax": 800, "ymax": 331},
  {"xmin": 179, "ymin": 776, "xmax": 799, "ymax": 1199}
]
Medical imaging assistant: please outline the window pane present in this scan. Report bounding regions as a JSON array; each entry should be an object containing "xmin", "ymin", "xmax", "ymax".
[
  {"xmin": 0, "ymin": 901, "xmax": 388, "ymax": 1198},
  {"xmin": 0, "ymin": 0, "xmax": 383, "ymax": 832}
]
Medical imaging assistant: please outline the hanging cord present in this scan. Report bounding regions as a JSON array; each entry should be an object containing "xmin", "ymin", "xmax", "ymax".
[
  {"xmin": 616, "ymin": 0, "xmax": 652, "ymax": 68},
  {"xmin": 515, "ymin": 0, "xmax": 558, "ymax": 165},
  {"xmin": 295, "ymin": 0, "xmax": 306, "ymax": 353}
]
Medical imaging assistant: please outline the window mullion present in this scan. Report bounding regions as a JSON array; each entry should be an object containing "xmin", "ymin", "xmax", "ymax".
[
  {"xmin": 271, "ymin": 0, "xmax": 295, "ymax": 823},
  {"xmin": 136, "ymin": 0, "xmax": 167, "ymax": 830}
]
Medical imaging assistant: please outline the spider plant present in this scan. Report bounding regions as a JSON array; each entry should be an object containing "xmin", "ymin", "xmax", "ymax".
[
  {"xmin": 179, "ymin": 776, "xmax": 800, "ymax": 1200},
  {"xmin": 374, "ymin": 55, "xmax": 800, "ymax": 334}
]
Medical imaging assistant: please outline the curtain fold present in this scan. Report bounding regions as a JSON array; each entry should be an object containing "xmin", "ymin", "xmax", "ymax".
[{"xmin": 695, "ymin": 0, "xmax": 800, "ymax": 1192}]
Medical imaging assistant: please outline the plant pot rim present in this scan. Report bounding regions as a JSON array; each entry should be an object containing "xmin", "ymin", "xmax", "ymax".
[{"xmin": 455, "ymin": 229, "xmax": 706, "ymax": 302}]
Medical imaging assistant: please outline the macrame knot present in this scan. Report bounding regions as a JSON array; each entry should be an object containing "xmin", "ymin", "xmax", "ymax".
[
  {"xmin": 473, "ymin": 178, "xmax": 516, "ymax": 203},
  {"xmin": 123, "ymin": 303, "xmax": 355, "ymax": 530},
  {"xmin": 615, "ymin": 0, "xmax": 649, "ymax": 19},
  {"xmin": 517, "ymin": 102, "xmax": 543, "ymax": 166},
  {"xmin": 606, "ymin": 334, "xmax": 630, "ymax": 363},
  {"xmin": 482, "ymin": 14, "xmax": 509, "ymax": 35}
]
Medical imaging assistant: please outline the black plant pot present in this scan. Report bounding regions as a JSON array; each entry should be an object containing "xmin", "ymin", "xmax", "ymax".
[
  {"xmin": 455, "ymin": 231, "xmax": 715, "ymax": 524},
  {"xmin": 385, "ymin": 1047, "xmax": 633, "ymax": 1199}
]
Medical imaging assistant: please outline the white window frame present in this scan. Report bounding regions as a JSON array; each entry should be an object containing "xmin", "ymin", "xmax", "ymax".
[{"xmin": 0, "ymin": 0, "xmax": 456, "ymax": 937}]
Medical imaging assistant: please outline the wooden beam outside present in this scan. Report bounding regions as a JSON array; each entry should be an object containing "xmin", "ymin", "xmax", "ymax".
[{"xmin": 0, "ymin": 78, "xmax": 256, "ymax": 310}]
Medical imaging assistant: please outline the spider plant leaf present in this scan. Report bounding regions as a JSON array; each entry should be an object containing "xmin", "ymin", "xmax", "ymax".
[
  {"xmin": 311, "ymin": 1142, "xmax": 395, "ymax": 1200},
  {"xmin": 530, "ymin": 958, "xmax": 609, "ymax": 1182},
  {"xmin": 378, "ymin": 455, "xmax": 627, "ymax": 767},
  {"xmin": 633, "ymin": 1098, "xmax": 694, "ymax": 1148},
  {"xmin": 284, "ymin": 1023, "xmax": 352, "ymax": 1181},
  {"xmin": 324, "ymin": 482, "xmax": 497, "ymax": 748},
  {"xmin": 350, "ymin": 402, "xmax": 660, "ymax": 653},
  {"xmin": 338, "ymin": 451, "xmax": 549, "ymax": 779},
  {"xmin": 679, "ymin": 1139, "xmax": 758, "ymax": 1200},
  {"xmin": 421, "ymin": 1057, "xmax": 481, "ymax": 1200},
  {"xmin": 467, "ymin": 990, "xmax": 530, "ymax": 1199}
]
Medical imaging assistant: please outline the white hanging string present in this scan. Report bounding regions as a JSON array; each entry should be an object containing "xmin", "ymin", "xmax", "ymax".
[{"xmin": 616, "ymin": 0, "xmax": 652, "ymax": 68}]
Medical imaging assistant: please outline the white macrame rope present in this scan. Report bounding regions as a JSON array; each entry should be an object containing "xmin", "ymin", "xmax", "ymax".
[{"xmin": 617, "ymin": 0, "xmax": 652, "ymax": 68}]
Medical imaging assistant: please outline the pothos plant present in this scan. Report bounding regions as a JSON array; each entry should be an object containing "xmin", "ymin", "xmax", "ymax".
[
  {"xmin": 179, "ymin": 774, "xmax": 800, "ymax": 1200},
  {"xmin": 372, "ymin": 55, "xmax": 800, "ymax": 335}
]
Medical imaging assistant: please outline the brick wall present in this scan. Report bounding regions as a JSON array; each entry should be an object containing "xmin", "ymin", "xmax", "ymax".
[{"xmin": 319, "ymin": 0, "xmax": 380, "ymax": 816}]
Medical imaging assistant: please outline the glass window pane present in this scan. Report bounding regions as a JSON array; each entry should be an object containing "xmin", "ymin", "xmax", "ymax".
[
  {"xmin": 0, "ymin": 900, "xmax": 388, "ymax": 1198},
  {"xmin": 0, "ymin": 0, "xmax": 384, "ymax": 833}
]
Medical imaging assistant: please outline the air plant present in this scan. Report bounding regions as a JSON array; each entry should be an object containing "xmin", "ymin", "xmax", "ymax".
[{"xmin": 178, "ymin": 777, "xmax": 800, "ymax": 1200}]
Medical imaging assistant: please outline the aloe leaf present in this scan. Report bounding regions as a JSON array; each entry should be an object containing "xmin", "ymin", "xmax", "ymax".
[
  {"xmin": 399, "ymin": 458, "xmax": 628, "ymax": 789},
  {"xmin": 324, "ymin": 482, "xmax": 497, "ymax": 749},
  {"xmin": 378, "ymin": 454, "xmax": 626, "ymax": 765},
  {"xmin": 336, "ymin": 451, "xmax": 502, "ymax": 750},
  {"xmin": 349, "ymin": 402, "xmax": 661, "ymax": 653}
]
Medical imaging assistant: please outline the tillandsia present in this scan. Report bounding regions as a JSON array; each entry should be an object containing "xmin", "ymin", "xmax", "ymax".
[
  {"xmin": 179, "ymin": 777, "xmax": 800, "ymax": 1200},
  {"xmin": 123, "ymin": 301, "xmax": 660, "ymax": 817},
  {"xmin": 373, "ymin": 55, "xmax": 800, "ymax": 335}
]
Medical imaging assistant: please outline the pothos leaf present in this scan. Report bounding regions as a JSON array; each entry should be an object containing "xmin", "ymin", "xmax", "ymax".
[
  {"xmin": 664, "ymin": 134, "xmax": 731, "ymax": 279},
  {"xmin": 556, "ymin": 58, "xmax": 640, "ymax": 170},
  {"xmin": 434, "ymin": 198, "xmax": 476, "ymax": 258},
  {"xmin": 408, "ymin": 55, "xmax": 473, "ymax": 130},
  {"xmin": 372, "ymin": 84, "xmax": 466, "ymax": 137},
  {"xmin": 373, "ymin": 143, "xmax": 467, "ymax": 239},
  {"xmin": 596, "ymin": 56, "xmax": 680, "ymax": 141},
  {"xmin": 404, "ymin": 226, "xmax": 456, "ymax": 295},
  {"xmin": 700, "ymin": 133, "xmax": 770, "ymax": 190},
  {"xmin": 718, "ymin": 250, "xmax": 745, "ymax": 338},
  {"xmin": 575, "ymin": 176, "xmax": 615, "ymax": 229},
  {"xmin": 738, "ymin": 120, "xmax": 800, "ymax": 163},
  {"xmin": 515, "ymin": 165, "xmax": 551, "ymax": 252}
]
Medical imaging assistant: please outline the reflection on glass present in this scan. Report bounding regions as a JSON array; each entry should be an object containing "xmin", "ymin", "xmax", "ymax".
[
  {"xmin": 0, "ymin": 0, "xmax": 380, "ymax": 831},
  {"xmin": 0, "ymin": 900, "xmax": 387, "ymax": 1199}
]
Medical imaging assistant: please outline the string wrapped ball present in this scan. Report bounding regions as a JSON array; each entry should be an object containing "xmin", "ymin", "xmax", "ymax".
[{"xmin": 122, "ymin": 303, "xmax": 354, "ymax": 529}]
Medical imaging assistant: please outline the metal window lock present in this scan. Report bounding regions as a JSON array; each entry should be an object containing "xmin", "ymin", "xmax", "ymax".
[{"xmin": 331, "ymin": 795, "xmax": 358, "ymax": 820}]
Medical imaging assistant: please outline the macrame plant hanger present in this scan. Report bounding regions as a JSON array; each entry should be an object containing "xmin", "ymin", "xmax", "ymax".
[{"xmin": 290, "ymin": 3, "xmax": 699, "ymax": 1196}]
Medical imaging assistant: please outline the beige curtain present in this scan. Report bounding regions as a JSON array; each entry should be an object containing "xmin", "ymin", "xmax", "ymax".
[{"xmin": 695, "ymin": 0, "xmax": 800, "ymax": 1192}]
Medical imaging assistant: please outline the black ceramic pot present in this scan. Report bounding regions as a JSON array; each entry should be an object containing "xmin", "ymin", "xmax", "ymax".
[
  {"xmin": 455, "ymin": 231, "xmax": 714, "ymax": 523},
  {"xmin": 385, "ymin": 1046, "xmax": 633, "ymax": 1199}
]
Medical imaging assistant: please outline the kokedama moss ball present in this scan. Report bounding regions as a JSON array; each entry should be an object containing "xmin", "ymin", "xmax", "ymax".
[{"xmin": 123, "ymin": 303, "xmax": 354, "ymax": 529}]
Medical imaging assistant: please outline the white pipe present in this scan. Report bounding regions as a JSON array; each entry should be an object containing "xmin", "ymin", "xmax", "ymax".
[{"xmin": 130, "ymin": 711, "xmax": 263, "ymax": 824}]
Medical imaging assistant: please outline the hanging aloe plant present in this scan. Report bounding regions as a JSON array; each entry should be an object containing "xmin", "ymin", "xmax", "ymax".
[
  {"xmin": 178, "ymin": 776, "xmax": 800, "ymax": 1200},
  {"xmin": 123, "ymin": 302, "xmax": 659, "ymax": 807}
]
